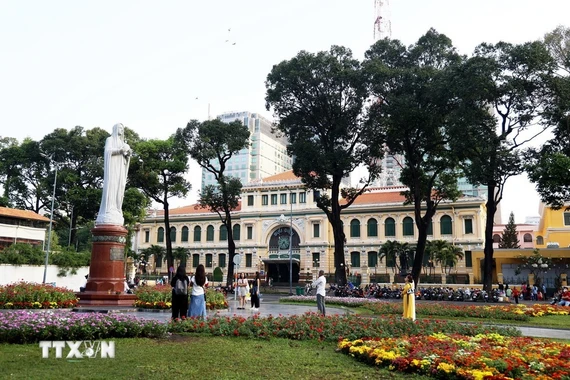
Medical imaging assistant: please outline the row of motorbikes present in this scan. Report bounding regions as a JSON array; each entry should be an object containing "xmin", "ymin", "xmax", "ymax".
[{"xmin": 322, "ymin": 284, "xmax": 506, "ymax": 303}]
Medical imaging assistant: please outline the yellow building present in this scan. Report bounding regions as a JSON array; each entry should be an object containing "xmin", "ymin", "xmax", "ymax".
[
  {"xmin": 469, "ymin": 202, "xmax": 570, "ymax": 290},
  {"xmin": 535, "ymin": 203, "xmax": 570, "ymax": 249},
  {"xmin": 137, "ymin": 170, "xmax": 488, "ymax": 285}
]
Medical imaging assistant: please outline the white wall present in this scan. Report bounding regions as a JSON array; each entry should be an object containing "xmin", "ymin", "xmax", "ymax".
[{"xmin": 0, "ymin": 264, "xmax": 89, "ymax": 291}]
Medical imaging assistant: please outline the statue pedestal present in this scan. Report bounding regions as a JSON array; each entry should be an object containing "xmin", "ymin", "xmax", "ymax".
[{"xmin": 76, "ymin": 224, "xmax": 136, "ymax": 307}]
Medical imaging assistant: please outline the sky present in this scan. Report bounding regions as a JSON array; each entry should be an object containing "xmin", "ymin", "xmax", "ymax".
[{"xmin": 1, "ymin": 0, "xmax": 568, "ymax": 223}]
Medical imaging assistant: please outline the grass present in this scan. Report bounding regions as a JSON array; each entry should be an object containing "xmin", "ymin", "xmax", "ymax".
[{"xmin": 0, "ymin": 336, "xmax": 432, "ymax": 380}]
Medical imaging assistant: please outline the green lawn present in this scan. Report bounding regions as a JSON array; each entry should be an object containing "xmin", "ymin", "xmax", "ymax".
[{"xmin": 0, "ymin": 336, "xmax": 431, "ymax": 380}]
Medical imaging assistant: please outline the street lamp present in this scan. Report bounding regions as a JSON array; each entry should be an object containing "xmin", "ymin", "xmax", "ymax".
[
  {"xmin": 283, "ymin": 186, "xmax": 294, "ymax": 296},
  {"xmin": 41, "ymin": 154, "xmax": 57, "ymax": 284}
]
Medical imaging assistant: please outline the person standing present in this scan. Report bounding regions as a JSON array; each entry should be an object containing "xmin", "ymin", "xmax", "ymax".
[
  {"xmin": 188, "ymin": 264, "xmax": 208, "ymax": 318},
  {"xmin": 512, "ymin": 287, "xmax": 520, "ymax": 304},
  {"xmin": 170, "ymin": 266, "xmax": 189, "ymax": 320},
  {"xmin": 250, "ymin": 272, "xmax": 261, "ymax": 311},
  {"xmin": 402, "ymin": 274, "xmax": 416, "ymax": 321},
  {"xmin": 237, "ymin": 273, "xmax": 248, "ymax": 310},
  {"xmin": 311, "ymin": 270, "xmax": 326, "ymax": 316}
]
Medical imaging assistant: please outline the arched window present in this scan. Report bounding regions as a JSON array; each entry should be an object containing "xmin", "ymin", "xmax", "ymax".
[
  {"xmin": 193, "ymin": 226, "xmax": 201, "ymax": 242},
  {"xmin": 206, "ymin": 253, "xmax": 213, "ymax": 267},
  {"xmin": 367, "ymin": 218, "xmax": 378, "ymax": 237},
  {"xmin": 350, "ymin": 219, "xmax": 360, "ymax": 238},
  {"xmin": 350, "ymin": 251, "xmax": 360, "ymax": 267},
  {"xmin": 440, "ymin": 215, "xmax": 452, "ymax": 235},
  {"xmin": 170, "ymin": 227, "xmax": 176, "ymax": 242},
  {"xmin": 367, "ymin": 251, "xmax": 378, "ymax": 267},
  {"xmin": 384, "ymin": 217, "xmax": 396, "ymax": 237},
  {"xmin": 233, "ymin": 224, "xmax": 241, "ymax": 241},
  {"xmin": 157, "ymin": 227, "xmax": 164, "ymax": 243},
  {"xmin": 219, "ymin": 225, "xmax": 228, "ymax": 241},
  {"xmin": 218, "ymin": 253, "xmax": 226, "ymax": 268},
  {"xmin": 181, "ymin": 226, "xmax": 189, "ymax": 242},
  {"xmin": 402, "ymin": 217, "xmax": 414, "ymax": 236},
  {"xmin": 536, "ymin": 236, "xmax": 544, "ymax": 245},
  {"xmin": 492, "ymin": 234, "xmax": 501, "ymax": 243},
  {"xmin": 523, "ymin": 233, "xmax": 532, "ymax": 243},
  {"xmin": 206, "ymin": 225, "xmax": 214, "ymax": 241}
]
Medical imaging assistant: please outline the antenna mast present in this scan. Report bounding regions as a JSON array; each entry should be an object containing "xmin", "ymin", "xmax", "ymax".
[{"xmin": 373, "ymin": 0, "xmax": 392, "ymax": 41}]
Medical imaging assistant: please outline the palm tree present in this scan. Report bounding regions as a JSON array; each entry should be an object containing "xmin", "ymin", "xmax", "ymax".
[
  {"xmin": 379, "ymin": 240, "xmax": 400, "ymax": 274},
  {"xmin": 172, "ymin": 247, "xmax": 189, "ymax": 268},
  {"xmin": 430, "ymin": 240, "xmax": 464, "ymax": 275},
  {"xmin": 141, "ymin": 245, "xmax": 166, "ymax": 273}
]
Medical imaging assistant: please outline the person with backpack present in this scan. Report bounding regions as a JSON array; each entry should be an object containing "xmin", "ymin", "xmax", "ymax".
[
  {"xmin": 170, "ymin": 266, "xmax": 189, "ymax": 320},
  {"xmin": 188, "ymin": 264, "xmax": 208, "ymax": 318}
]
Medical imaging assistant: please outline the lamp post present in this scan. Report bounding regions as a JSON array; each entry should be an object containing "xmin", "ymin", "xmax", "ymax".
[
  {"xmin": 42, "ymin": 155, "xmax": 57, "ymax": 284},
  {"xmin": 288, "ymin": 194, "xmax": 293, "ymax": 296}
]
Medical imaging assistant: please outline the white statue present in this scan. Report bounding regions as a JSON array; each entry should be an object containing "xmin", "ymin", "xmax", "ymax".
[{"xmin": 96, "ymin": 123, "xmax": 131, "ymax": 226}]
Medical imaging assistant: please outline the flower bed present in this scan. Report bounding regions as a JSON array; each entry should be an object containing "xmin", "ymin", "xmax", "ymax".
[
  {"xmin": 0, "ymin": 310, "xmax": 168, "ymax": 344},
  {"xmin": 0, "ymin": 282, "xmax": 78, "ymax": 309},
  {"xmin": 134, "ymin": 285, "xmax": 228, "ymax": 310},
  {"xmin": 338, "ymin": 333, "xmax": 570, "ymax": 379},
  {"xmin": 283, "ymin": 296, "xmax": 570, "ymax": 321},
  {"xmin": 168, "ymin": 312, "xmax": 520, "ymax": 341}
]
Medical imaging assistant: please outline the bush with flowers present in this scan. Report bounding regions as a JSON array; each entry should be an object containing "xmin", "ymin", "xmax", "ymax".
[
  {"xmin": 0, "ymin": 310, "xmax": 168, "ymax": 344},
  {"xmin": 168, "ymin": 312, "xmax": 520, "ymax": 341},
  {"xmin": 338, "ymin": 332, "xmax": 570, "ymax": 379},
  {"xmin": 134, "ymin": 285, "xmax": 228, "ymax": 310},
  {"xmin": 0, "ymin": 282, "xmax": 78, "ymax": 309}
]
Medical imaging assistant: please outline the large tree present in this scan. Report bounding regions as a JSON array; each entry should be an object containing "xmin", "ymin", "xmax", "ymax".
[
  {"xmin": 459, "ymin": 40, "xmax": 556, "ymax": 290},
  {"xmin": 0, "ymin": 138, "xmax": 51, "ymax": 213},
  {"xmin": 364, "ymin": 29, "xmax": 471, "ymax": 286},
  {"xmin": 40, "ymin": 126, "xmax": 110, "ymax": 247},
  {"xmin": 265, "ymin": 45, "xmax": 384, "ymax": 285},
  {"xmin": 526, "ymin": 26, "xmax": 570, "ymax": 209},
  {"xmin": 177, "ymin": 119, "xmax": 249, "ymax": 286},
  {"xmin": 129, "ymin": 136, "xmax": 191, "ymax": 274}
]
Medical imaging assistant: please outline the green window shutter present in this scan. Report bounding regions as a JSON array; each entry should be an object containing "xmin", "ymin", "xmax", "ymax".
[
  {"xmin": 367, "ymin": 218, "xmax": 378, "ymax": 237},
  {"xmin": 385, "ymin": 218, "xmax": 396, "ymax": 237}
]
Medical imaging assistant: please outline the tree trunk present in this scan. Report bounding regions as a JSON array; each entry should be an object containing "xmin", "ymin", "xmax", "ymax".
[
  {"xmin": 333, "ymin": 221, "xmax": 347, "ymax": 285},
  {"xmin": 163, "ymin": 192, "xmax": 173, "ymax": 279},
  {"xmin": 225, "ymin": 212, "xmax": 236, "ymax": 287},
  {"xmin": 483, "ymin": 183, "xmax": 497, "ymax": 292}
]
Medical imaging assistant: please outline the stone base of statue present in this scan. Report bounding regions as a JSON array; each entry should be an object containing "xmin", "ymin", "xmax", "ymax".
[{"xmin": 76, "ymin": 224, "xmax": 136, "ymax": 307}]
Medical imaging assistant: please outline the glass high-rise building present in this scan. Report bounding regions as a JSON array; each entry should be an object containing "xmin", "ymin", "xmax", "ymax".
[{"xmin": 201, "ymin": 111, "xmax": 292, "ymax": 190}]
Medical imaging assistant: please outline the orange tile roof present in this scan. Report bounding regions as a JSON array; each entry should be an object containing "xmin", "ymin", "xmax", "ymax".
[
  {"xmin": 261, "ymin": 170, "xmax": 299, "ymax": 182},
  {"xmin": 343, "ymin": 191, "xmax": 407, "ymax": 205},
  {"xmin": 0, "ymin": 207, "xmax": 50, "ymax": 222},
  {"xmin": 154, "ymin": 202, "xmax": 242, "ymax": 217}
]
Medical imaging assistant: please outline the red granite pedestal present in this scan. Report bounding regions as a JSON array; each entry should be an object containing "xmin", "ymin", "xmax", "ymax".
[{"xmin": 76, "ymin": 224, "xmax": 136, "ymax": 307}]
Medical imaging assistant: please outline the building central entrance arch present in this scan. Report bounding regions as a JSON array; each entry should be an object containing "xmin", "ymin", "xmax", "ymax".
[{"xmin": 265, "ymin": 226, "xmax": 301, "ymax": 285}]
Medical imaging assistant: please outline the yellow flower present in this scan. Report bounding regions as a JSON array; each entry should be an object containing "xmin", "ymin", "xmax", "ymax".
[
  {"xmin": 437, "ymin": 362, "xmax": 455, "ymax": 373},
  {"xmin": 430, "ymin": 332, "xmax": 448, "ymax": 340},
  {"xmin": 466, "ymin": 369, "xmax": 495, "ymax": 380}
]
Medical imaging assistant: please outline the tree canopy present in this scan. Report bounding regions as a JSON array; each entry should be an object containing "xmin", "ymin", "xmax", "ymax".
[
  {"xmin": 265, "ymin": 45, "xmax": 384, "ymax": 285},
  {"xmin": 177, "ymin": 118, "xmax": 250, "ymax": 285},
  {"xmin": 364, "ymin": 29, "xmax": 473, "ymax": 285}
]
